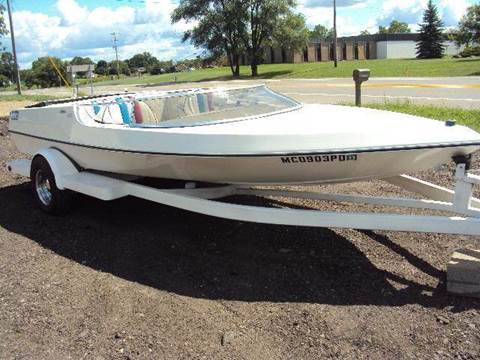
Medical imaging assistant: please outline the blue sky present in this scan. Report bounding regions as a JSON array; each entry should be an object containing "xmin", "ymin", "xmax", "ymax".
[{"xmin": 3, "ymin": 0, "xmax": 477, "ymax": 68}]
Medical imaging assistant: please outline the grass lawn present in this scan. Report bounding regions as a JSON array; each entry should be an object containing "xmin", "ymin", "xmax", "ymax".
[
  {"xmin": 0, "ymin": 94, "xmax": 59, "ymax": 102},
  {"xmin": 364, "ymin": 102, "xmax": 480, "ymax": 131},
  {"xmin": 93, "ymin": 57, "xmax": 480, "ymax": 86},
  {"xmin": 0, "ymin": 94, "xmax": 61, "ymax": 117}
]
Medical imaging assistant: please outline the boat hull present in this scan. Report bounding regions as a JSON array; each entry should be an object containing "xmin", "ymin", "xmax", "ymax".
[{"xmin": 11, "ymin": 132, "xmax": 477, "ymax": 185}]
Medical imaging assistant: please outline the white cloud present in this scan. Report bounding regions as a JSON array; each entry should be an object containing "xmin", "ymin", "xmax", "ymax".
[
  {"xmin": 56, "ymin": 0, "xmax": 88, "ymax": 25},
  {"xmin": 8, "ymin": 0, "xmax": 195, "ymax": 69},
  {"xmin": 377, "ymin": 0, "xmax": 425, "ymax": 28},
  {"xmin": 377, "ymin": 0, "xmax": 469, "ymax": 30},
  {"xmin": 439, "ymin": 0, "xmax": 469, "ymax": 27},
  {"xmin": 299, "ymin": 1, "xmax": 375, "ymax": 35}
]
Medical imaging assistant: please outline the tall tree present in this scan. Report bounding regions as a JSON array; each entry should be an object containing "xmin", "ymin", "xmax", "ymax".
[
  {"xmin": 453, "ymin": 5, "xmax": 480, "ymax": 47},
  {"xmin": 172, "ymin": 0, "xmax": 245, "ymax": 77},
  {"xmin": 309, "ymin": 24, "xmax": 333, "ymax": 41},
  {"xmin": 94, "ymin": 60, "xmax": 108, "ymax": 76},
  {"xmin": 69, "ymin": 56, "xmax": 94, "ymax": 65},
  {"xmin": 242, "ymin": 0, "xmax": 303, "ymax": 77},
  {"xmin": 127, "ymin": 52, "xmax": 159, "ymax": 72},
  {"xmin": 378, "ymin": 20, "xmax": 411, "ymax": 34},
  {"xmin": 30, "ymin": 57, "xmax": 67, "ymax": 88},
  {"xmin": 21, "ymin": 69, "xmax": 38, "ymax": 89},
  {"xmin": 273, "ymin": 12, "xmax": 309, "ymax": 62},
  {"xmin": 0, "ymin": 52, "xmax": 15, "ymax": 83},
  {"xmin": 0, "ymin": 5, "xmax": 8, "ymax": 44},
  {"xmin": 416, "ymin": 0, "xmax": 444, "ymax": 58},
  {"xmin": 108, "ymin": 60, "xmax": 129, "ymax": 76},
  {"xmin": 275, "ymin": 13, "xmax": 309, "ymax": 49},
  {"xmin": 0, "ymin": 7, "xmax": 11, "ymax": 86}
]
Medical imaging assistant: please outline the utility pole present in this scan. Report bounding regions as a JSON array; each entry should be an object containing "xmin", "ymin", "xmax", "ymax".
[
  {"xmin": 111, "ymin": 32, "xmax": 120, "ymax": 79},
  {"xmin": 6, "ymin": 0, "xmax": 21, "ymax": 94},
  {"xmin": 333, "ymin": 0, "xmax": 338, "ymax": 68}
]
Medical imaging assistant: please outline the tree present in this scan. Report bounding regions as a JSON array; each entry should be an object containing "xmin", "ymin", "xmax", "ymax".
[
  {"xmin": 185, "ymin": 56, "xmax": 204, "ymax": 69},
  {"xmin": 453, "ymin": 5, "xmax": 480, "ymax": 47},
  {"xmin": 24, "ymin": 56, "xmax": 66, "ymax": 88},
  {"xmin": 108, "ymin": 60, "xmax": 129, "ymax": 76},
  {"xmin": 159, "ymin": 60, "xmax": 174, "ymax": 72},
  {"xmin": 274, "ymin": 13, "xmax": 309, "ymax": 51},
  {"xmin": 126, "ymin": 52, "xmax": 159, "ymax": 72},
  {"xmin": 0, "ymin": 52, "xmax": 15, "ymax": 83},
  {"xmin": 20, "ymin": 69, "xmax": 38, "ymax": 89},
  {"xmin": 378, "ymin": 20, "xmax": 411, "ymax": 34},
  {"xmin": 360, "ymin": 30, "xmax": 370, "ymax": 35},
  {"xmin": 309, "ymin": 24, "xmax": 333, "ymax": 41},
  {"xmin": 0, "ymin": 74, "xmax": 9, "ymax": 87},
  {"xmin": 150, "ymin": 63, "xmax": 165, "ymax": 75},
  {"xmin": 69, "ymin": 56, "xmax": 94, "ymax": 65},
  {"xmin": 66, "ymin": 56, "xmax": 94, "ymax": 78},
  {"xmin": 172, "ymin": 0, "xmax": 245, "ymax": 77},
  {"xmin": 30, "ymin": 57, "xmax": 67, "ymax": 88},
  {"xmin": 242, "ymin": 0, "xmax": 304, "ymax": 77},
  {"xmin": 173, "ymin": 0, "xmax": 305, "ymax": 77},
  {"xmin": 0, "ymin": 7, "xmax": 11, "ymax": 86},
  {"xmin": 0, "ymin": 5, "xmax": 8, "ymax": 44},
  {"xmin": 94, "ymin": 60, "xmax": 108, "ymax": 76},
  {"xmin": 416, "ymin": 0, "xmax": 444, "ymax": 59}
]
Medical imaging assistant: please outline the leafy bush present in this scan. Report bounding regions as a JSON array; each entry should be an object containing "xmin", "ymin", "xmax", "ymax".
[
  {"xmin": 0, "ymin": 74, "xmax": 9, "ymax": 87},
  {"xmin": 150, "ymin": 64, "xmax": 165, "ymax": 75},
  {"xmin": 22, "ymin": 69, "xmax": 39, "ymax": 89},
  {"xmin": 458, "ymin": 46, "xmax": 480, "ymax": 57}
]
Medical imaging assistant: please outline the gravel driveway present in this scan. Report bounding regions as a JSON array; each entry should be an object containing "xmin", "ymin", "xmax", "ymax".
[{"xmin": 0, "ymin": 118, "xmax": 479, "ymax": 360}]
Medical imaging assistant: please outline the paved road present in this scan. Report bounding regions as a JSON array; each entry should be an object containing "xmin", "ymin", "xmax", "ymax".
[
  {"xmin": 264, "ymin": 77, "xmax": 480, "ymax": 109},
  {"xmin": 6, "ymin": 76, "xmax": 480, "ymax": 108},
  {"xmin": 103, "ymin": 76, "xmax": 480, "ymax": 109}
]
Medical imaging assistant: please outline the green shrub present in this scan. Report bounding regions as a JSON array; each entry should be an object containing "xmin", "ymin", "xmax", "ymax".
[
  {"xmin": 150, "ymin": 64, "xmax": 165, "ymax": 75},
  {"xmin": 0, "ymin": 74, "xmax": 9, "ymax": 87},
  {"xmin": 459, "ymin": 46, "xmax": 480, "ymax": 57}
]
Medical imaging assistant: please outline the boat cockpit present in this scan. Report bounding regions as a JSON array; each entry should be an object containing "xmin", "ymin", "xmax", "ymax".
[{"xmin": 75, "ymin": 85, "xmax": 301, "ymax": 128}]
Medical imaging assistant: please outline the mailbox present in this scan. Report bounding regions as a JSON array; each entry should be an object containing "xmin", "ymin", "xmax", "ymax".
[
  {"xmin": 353, "ymin": 69, "xmax": 370, "ymax": 83},
  {"xmin": 353, "ymin": 68, "xmax": 370, "ymax": 106}
]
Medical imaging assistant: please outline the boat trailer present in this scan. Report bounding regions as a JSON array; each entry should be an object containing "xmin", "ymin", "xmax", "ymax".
[{"xmin": 6, "ymin": 148, "xmax": 480, "ymax": 236}]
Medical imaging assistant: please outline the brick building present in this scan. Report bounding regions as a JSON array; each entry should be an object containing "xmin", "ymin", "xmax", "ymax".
[{"xmin": 240, "ymin": 33, "xmax": 463, "ymax": 65}]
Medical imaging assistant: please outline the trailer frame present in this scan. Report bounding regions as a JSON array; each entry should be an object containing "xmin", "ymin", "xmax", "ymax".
[{"xmin": 6, "ymin": 148, "xmax": 480, "ymax": 236}]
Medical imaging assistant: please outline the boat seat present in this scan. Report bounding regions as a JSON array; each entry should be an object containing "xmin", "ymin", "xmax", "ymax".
[
  {"xmin": 135, "ymin": 95, "xmax": 206, "ymax": 125},
  {"xmin": 135, "ymin": 100, "xmax": 157, "ymax": 124},
  {"xmin": 83, "ymin": 93, "xmax": 216, "ymax": 126}
]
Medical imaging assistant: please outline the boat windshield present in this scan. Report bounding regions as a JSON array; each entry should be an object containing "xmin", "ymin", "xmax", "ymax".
[{"xmin": 82, "ymin": 85, "xmax": 300, "ymax": 127}]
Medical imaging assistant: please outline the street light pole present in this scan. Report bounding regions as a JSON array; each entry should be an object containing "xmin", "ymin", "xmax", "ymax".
[
  {"xmin": 111, "ymin": 32, "xmax": 120, "ymax": 79},
  {"xmin": 6, "ymin": 0, "xmax": 21, "ymax": 94},
  {"xmin": 333, "ymin": 0, "xmax": 338, "ymax": 68}
]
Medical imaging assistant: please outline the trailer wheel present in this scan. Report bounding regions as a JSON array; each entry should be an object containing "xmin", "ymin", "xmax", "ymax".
[{"xmin": 30, "ymin": 156, "xmax": 72, "ymax": 215}]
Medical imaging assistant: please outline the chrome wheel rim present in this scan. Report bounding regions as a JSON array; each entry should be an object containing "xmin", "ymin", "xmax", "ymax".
[{"xmin": 35, "ymin": 170, "xmax": 52, "ymax": 206}]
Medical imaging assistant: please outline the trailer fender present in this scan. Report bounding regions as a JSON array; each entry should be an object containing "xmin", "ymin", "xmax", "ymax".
[{"xmin": 33, "ymin": 148, "xmax": 79, "ymax": 190}]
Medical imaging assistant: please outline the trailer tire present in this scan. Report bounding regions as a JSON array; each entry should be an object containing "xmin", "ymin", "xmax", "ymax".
[{"xmin": 30, "ymin": 156, "xmax": 73, "ymax": 215}]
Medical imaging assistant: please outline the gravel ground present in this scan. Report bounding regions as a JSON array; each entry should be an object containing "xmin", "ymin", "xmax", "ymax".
[{"xmin": 0, "ymin": 118, "xmax": 479, "ymax": 360}]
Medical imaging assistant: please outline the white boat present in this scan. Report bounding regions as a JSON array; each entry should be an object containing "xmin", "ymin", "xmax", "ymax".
[
  {"xmin": 8, "ymin": 85, "xmax": 480, "ymax": 185},
  {"xmin": 5, "ymin": 85, "xmax": 480, "ymax": 236}
]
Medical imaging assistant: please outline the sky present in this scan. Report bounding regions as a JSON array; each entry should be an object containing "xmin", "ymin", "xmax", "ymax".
[{"xmin": 2, "ymin": 0, "xmax": 477, "ymax": 68}]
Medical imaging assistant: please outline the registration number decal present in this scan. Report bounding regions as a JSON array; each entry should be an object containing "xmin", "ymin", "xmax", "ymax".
[{"xmin": 281, "ymin": 154, "xmax": 358, "ymax": 164}]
